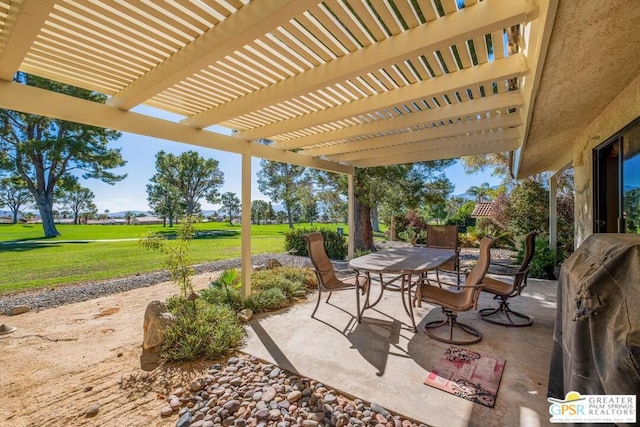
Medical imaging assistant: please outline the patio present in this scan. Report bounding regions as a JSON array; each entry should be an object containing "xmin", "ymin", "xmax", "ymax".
[{"xmin": 243, "ymin": 272, "xmax": 558, "ymax": 427}]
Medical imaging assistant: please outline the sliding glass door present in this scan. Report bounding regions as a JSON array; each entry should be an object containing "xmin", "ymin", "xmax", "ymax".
[{"xmin": 593, "ymin": 118, "xmax": 640, "ymax": 234}]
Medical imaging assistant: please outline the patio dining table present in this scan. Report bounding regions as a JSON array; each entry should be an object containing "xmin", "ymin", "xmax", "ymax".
[{"xmin": 349, "ymin": 246, "xmax": 455, "ymax": 332}]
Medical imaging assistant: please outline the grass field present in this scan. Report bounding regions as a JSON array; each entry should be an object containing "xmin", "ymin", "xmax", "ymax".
[{"xmin": 0, "ymin": 221, "xmax": 348, "ymax": 294}]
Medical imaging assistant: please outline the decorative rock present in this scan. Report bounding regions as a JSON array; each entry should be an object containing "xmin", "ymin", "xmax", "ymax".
[
  {"xmin": 223, "ymin": 400, "xmax": 241, "ymax": 414},
  {"xmin": 287, "ymin": 390, "xmax": 302, "ymax": 403},
  {"xmin": 155, "ymin": 354, "xmax": 427, "ymax": 427},
  {"xmin": 269, "ymin": 408, "xmax": 282, "ymax": 421},
  {"xmin": 160, "ymin": 406, "xmax": 174, "ymax": 417},
  {"xmin": 7, "ymin": 305, "xmax": 30, "ymax": 316},
  {"xmin": 85, "ymin": 403, "xmax": 99, "ymax": 417},
  {"xmin": 238, "ymin": 309, "xmax": 253, "ymax": 322},
  {"xmin": 323, "ymin": 394, "xmax": 337, "ymax": 404},
  {"xmin": 269, "ymin": 368, "xmax": 281, "ymax": 378},
  {"xmin": 142, "ymin": 300, "xmax": 175, "ymax": 351},
  {"xmin": 255, "ymin": 408, "xmax": 270, "ymax": 419},
  {"xmin": 176, "ymin": 412, "xmax": 192, "ymax": 427}
]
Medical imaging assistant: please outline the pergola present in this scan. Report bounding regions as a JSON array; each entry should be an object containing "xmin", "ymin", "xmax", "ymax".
[{"xmin": 1, "ymin": 0, "xmax": 637, "ymax": 293}]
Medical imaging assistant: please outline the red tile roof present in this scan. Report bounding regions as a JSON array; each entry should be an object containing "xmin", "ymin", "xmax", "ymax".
[{"xmin": 471, "ymin": 202, "xmax": 495, "ymax": 218}]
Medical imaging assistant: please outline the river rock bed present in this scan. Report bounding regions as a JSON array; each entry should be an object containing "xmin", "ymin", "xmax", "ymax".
[
  {"xmin": 160, "ymin": 354, "xmax": 428, "ymax": 427},
  {"xmin": 0, "ymin": 254, "xmax": 310, "ymax": 315}
]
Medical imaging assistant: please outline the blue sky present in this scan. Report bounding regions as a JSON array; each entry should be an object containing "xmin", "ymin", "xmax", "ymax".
[{"xmin": 87, "ymin": 106, "xmax": 502, "ymax": 213}]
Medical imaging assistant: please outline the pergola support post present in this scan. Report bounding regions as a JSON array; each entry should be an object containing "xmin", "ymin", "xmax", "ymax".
[
  {"xmin": 549, "ymin": 172, "xmax": 558, "ymax": 264},
  {"xmin": 348, "ymin": 174, "xmax": 355, "ymax": 260},
  {"xmin": 241, "ymin": 151, "xmax": 252, "ymax": 297}
]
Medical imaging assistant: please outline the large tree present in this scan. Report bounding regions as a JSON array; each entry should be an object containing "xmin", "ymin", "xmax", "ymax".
[
  {"xmin": 0, "ymin": 73, "xmax": 126, "ymax": 237},
  {"xmin": 220, "ymin": 192, "xmax": 240, "ymax": 225},
  {"xmin": 58, "ymin": 182, "xmax": 97, "ymax": 225},
  {"xmin": 257, "ymin": 160, "xmax": 307, "ymax": 228},
  {"xmin": 0, "ymin": 176, "xmax": 34, "ymax": 223},
  {"xmin": 150, "ymin": 150, "xmax": 224, "ymax": 216}
]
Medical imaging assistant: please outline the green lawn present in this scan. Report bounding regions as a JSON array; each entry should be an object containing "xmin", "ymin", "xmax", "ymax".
[{"xmin": 0, "ymin": 221, "xmax": 347, "ymax": 294}]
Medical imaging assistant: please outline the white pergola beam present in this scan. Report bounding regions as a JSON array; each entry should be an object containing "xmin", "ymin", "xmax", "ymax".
[
  {"xmin": 183, "ymin": 0, "xmax": 536, "ymax": 128},
  {"xmin": 107, "ymin": 0, "xmax": 317, "ymax": 110},
  {"xmin": 349, "ymin": 130, "xmax": 521, "ymax": 167},
  {"xmin": 238, "ymin": 54, "xmax": 528, "ymax": 141},
  {"xmin": 0, "ymin": 0, "xmax": 56, "ymax": 81},
  {"xmin": 276, "ymin": 92, "xmax": 524, "ymax": 150},
  {"xmin": 304, "ymin": 114, "xmax": 522, "ymax": 158},
  {"xmin": 0, "ymin": 81, "xmax": 353, "ymax": 175}
]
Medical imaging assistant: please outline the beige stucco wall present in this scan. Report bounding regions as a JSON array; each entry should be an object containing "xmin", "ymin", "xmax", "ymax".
[{"xmin": 572, "ymin": 74, "xmax": 640, "ymax": 247}]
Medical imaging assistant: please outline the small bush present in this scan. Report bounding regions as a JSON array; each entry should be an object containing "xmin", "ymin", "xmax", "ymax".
[
  {"xmin": 162, "ymin": 298, "xmax": 244, "ymax": 362},
  {"xmin": 285, "ymin": 228, "xmax": 347, "ymax": 260},
  {"xmin": 517, "ymin": 236, "xmax": 557, "ymax": 279},
  {"xmin": 201, "ymin": 269, "xmax": 244, "ymax": 311},
  {"xmin": 245, "ymin": 287, "xmax": 289, "ymax": 312},
  {"xmin": 458, "ymin": 232, "xmax": 479, "ymax": 248}
]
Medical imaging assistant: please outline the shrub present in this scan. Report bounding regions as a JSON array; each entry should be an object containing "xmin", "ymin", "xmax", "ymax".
[
  {"xmin": 517, "ymin": 235, "xmax": 557, "ymax": 279},
  {"xmin": 458, "ymin": 232, "xmax": 479, "ymax": 248},
  {"xmin": 245, "ymin": 287, "xmax": 289, "ymax": 312},
  {"xmin": 200, "ymin": 269, "xmax": 244, "ymax": 311},
  {"xmin": 285, "ymin": 228, "xmax": 347, "ymax": 260},
  {"xmin": 161, "ymin": 298, "xmax": 243, "ymax": 362},
  {"xmin": 393, "ymin": 210, "xmax": 427, "ymax": 244},
  {"xmin": 476, "ymin": 218, "xmax": 514, "ymax": 249}
]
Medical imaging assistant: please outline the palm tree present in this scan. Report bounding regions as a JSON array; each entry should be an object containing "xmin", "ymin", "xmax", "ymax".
[{"xmin": 467, "ymin": 182, "xmax": 492, "ymax": 202}]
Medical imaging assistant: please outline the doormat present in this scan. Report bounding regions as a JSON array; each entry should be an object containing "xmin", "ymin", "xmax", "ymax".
[{"xmin": 424, "ymin": 345, "xmax": 505, "ymax": 408}]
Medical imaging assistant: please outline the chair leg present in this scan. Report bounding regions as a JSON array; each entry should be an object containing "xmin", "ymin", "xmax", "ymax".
[
  {"xmin": 479, "ymin": 297, "xmax": 533, "ymax": 327},
  {"xmin": 423, "ymin": 308, "xmax": 482, "ymax": 344},
  {"xmin": 311, "ymin": 289, "xmax": 323, "ymax": 318}
]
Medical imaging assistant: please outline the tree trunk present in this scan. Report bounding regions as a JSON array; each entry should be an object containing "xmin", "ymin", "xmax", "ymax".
[
  {"xmin": 35, "ymin": 193, "xmax": 60, "ymax": 237},
  {"xmin": 371, "ymin": 205, "xmax": 380, "ymax": 232},
  {"xmin": 354, "ymin": 195, "xmax": 375, "ymax": 252},
  {"xmin": 286, "ymin": 205, "xmax": 294, "ymax": 229},
  {"xmin": 12, "ymin": 210, "xmax": 18, "ymax": 224}
]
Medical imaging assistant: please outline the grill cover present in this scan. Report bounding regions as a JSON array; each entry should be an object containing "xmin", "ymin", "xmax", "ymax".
[{"xmin": 548, "ymin": 234, "xmax": 640, "ymax": 424}]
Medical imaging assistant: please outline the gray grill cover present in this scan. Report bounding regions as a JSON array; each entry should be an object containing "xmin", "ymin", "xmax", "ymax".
[{"xmin": 548, "ymin": 234, "xmax": 640, "ymax": 425}]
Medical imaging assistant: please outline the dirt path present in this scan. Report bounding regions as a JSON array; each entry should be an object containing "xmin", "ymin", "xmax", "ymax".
[{"xmin": 0, "ymin": 273, "xmax": 219, "ymax": 427}]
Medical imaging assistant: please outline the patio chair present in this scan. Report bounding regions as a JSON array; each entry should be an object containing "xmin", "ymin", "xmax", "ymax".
[
  {"xmin": 303, "ymin": 232, "xmax": 368, "ymax": 319},
  {"xmin": 426, "ymin": 225, "xmax": 460, "ymax": 286},
  {"xmin": 415, "ymin": 236, "xmax": 495, "ymax": 344},
  {"xmin": 478, "ymin": 231, "xmax": 537, "ymax": 327}
]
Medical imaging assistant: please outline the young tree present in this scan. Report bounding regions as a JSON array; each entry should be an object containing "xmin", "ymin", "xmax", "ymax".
[
  {"xmin": 0, "ymin": 74, "xmax": 126, "ymax": 237},
  {"xmin": 251, "ymin": 199, "xmax": 269, "ymax": 224},
  {"xmin": 506, "ymin": 178, "xmax": 549, "ymax": 235},
  {"xmin": 257, "ymin": 160, "xmax": 307, "ymax": 228},
  {"xmin": 58, "ymin": 183, "xmax": 97, "ymax": 225},
  {"xmin": 220, "ymin": 192, "xmax": 241, "ymax": 225},
  {"xmin": 150, "ymin": 150, "xmax": 224, "ymax": 216},
  {"xmin": 0, "ymin": 176, "xmax": 34, "ymax": 223},
  {"xmin": 147, "ymin": 180, "xmax": 183, "ymax": 227}
]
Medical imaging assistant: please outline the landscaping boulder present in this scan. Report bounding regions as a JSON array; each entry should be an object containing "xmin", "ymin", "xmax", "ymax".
[{"xmin": 143, "ymin": 300, "xmax": 174, "ymax": 351}]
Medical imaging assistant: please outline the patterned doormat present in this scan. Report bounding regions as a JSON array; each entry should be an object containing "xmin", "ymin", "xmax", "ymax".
[{"xmin": 423, "ymin": 346, "xmax": 505, "ymax": 408}]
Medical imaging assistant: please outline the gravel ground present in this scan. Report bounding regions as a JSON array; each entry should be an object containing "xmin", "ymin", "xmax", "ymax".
[
  {"xmin": 0, "ymin": 245, "xmax": 516, "ymax": 315},
  {"xmin": 0, "ymin": 253, "xmax": 311, "ymax": 315}
]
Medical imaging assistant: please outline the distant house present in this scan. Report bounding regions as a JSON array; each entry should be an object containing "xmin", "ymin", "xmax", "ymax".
[
  {"xmin": 131, "ymin": 216, "xmax": 164, "ymax": 225},
  {"xmin": 86, "ymin": 218, "xmax": 127, "ymax": 225},
  {"xmin": 471, "ymin": 202, "xmax": 495, "ymax": 218},
  {"xmin": 55, "ymin": 218, "xmax": 75, "ymax": 224}
]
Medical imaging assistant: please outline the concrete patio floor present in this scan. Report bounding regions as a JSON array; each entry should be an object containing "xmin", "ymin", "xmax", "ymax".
[{"xmin": 242, "ymin": 274, "xmax": 558, "ymax": 427}]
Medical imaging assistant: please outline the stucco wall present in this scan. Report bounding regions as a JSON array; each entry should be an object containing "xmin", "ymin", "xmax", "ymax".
[{"xmin": 572, "ymin": 74, "xmax": 640, "ymax": 247}]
